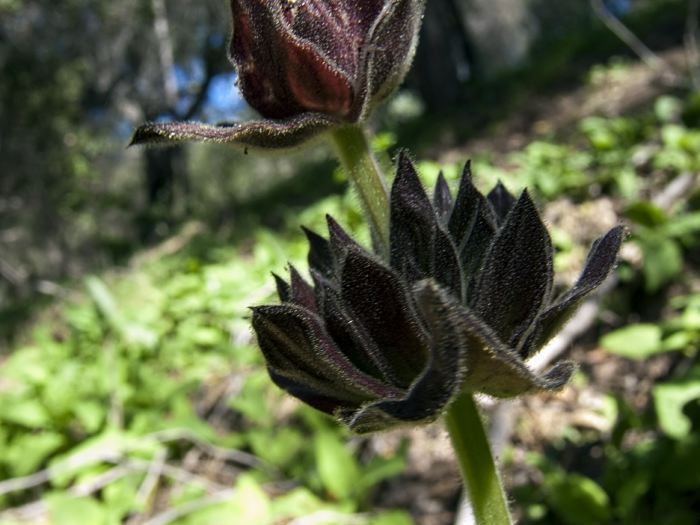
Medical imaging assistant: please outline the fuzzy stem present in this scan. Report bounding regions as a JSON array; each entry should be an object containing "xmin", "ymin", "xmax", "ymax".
[
  {"xmin": 330, "ymin": 125, "xmax": 390, "ymax": 259},
  {"xmin": 445, "ymin": 391, "xmax": 513, "ymax": 525}
]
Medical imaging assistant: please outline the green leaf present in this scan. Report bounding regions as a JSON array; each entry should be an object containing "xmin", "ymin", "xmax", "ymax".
[
  {"xmin": 102, "ymin": 475, "xmax": 142, "ymax": 518},
  {"xmin": 614, "ymin": 471, "xmax": 650, "ymax": 519},
  {"xmin": 73, "ymin": 401, "xmax": 105, "ymax": 434},
  {"xmin": 665, "ymin": 212, "xmax": 700, "ymax": 238},
  {"xmin": 654, "ymin": 96, "xmax": 683, "ymax": 123},
  {"xmin": 226, "ymin": 475, "xmax": 271, "ymax": 525},
  {"xmin": 314, "ymin": 431, "xmax": 361, "ymax": 501},
  {"xmin": 248, "ymin": 427, "xmax": 303, "ymax": 467},
  {"xmin": 370, "ymin": 511, "xmax": 415, "ymax": 525},
  {"xmin": 3, "ymin": 345, "xmax": 51, "ymax": 385},
  {"xmin": 624, "ymin": 201, "xmax": 667, "ymax": 227},
  {"xmin": 638, "ymin": 235, "xmax": 683, "ymax": 292},
  {"xmin": 545, "ymin": 473, "xmax": 611, "ymax": 525},
  {"xmin": 601, "ymin": 324, "xmax": 663, "ymax": 359},
  {"xmin": 270, "ymin": 488, "xmax": 326, "ymax": 520},
  {"xmin": 661, "ymin": 124, "xmax": 687, "ymax": 149},
  {"xmin": 85, "ymin": 275, "xmax": 156, "ymax": 347},
  {"xmin": 4, "ymin": 432, "xmax": 65, "ymax": 476},
  {"xmin": 190, "ymin": 327, "xmax": 224, "ymax": 346},
  {"xmin": 661, "ymin": 331, "xmax": 694, "ymax": 352},
  {"xmin": 0, "ymin": 398, "xmax": 51, "ymax": 428},
  {"xmin": 228, "ymin": 370, "xmax": 276, "ymax": 426},
  {"xmin": 358, "ymin": 443, "xmax": 407, "ymax": 495},
  {"xmin": 47, "ymin": 495, "xmax": 108, "ymax": 525},
  {"xmin": 653, "ymin": 373, "xmax": 700, "ymax": 439},
  {"xmin": 42, "ymin": 363, "xmax": 82, "ymax": 418},
  {"xmin": 85, "ymin": 275, "xmax": 125, "ymax": 333}
]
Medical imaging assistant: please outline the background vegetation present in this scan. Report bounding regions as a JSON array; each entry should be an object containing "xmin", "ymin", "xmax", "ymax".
[{"xmin": 1, "ymin": 0, "xmax": 699, "ymax": 523}]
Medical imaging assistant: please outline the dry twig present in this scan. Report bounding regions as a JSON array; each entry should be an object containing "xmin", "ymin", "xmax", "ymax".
[
  {"xmin": 139, "ymin": 489, "xmax": 236, "ymax": 525},
  {"xmin": 590, "ymin": 0, "xmax": 663, "ymax": 72},
  {"xmin": 134, "ymin": 449, "xmax": 167, "ymax": 509},
  {"xmin": 147, "ymin": 427, "xmax": 274, "ymax": 473}
]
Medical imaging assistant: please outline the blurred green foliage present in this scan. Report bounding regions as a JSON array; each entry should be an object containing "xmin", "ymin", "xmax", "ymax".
[
  {"xmin": 0, "ymin": 189, "xmax": 408, "ymax": 524},
  {"xmin": 3, "ymin": 87, "xmax": 700, "ymax": 524},
  {"xmin": 1, "ymin": 18, "xmax": 700, "ymax": 520},
  {"xmin": 501, "ymin": 91, "xmax": 700, "ymax": 524}
]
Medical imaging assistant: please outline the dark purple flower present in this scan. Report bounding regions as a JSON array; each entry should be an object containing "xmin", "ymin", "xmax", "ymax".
[
  {"xmin": 131, "ymin": 0, "xmax": 426, "ymax": 149},
  {"xmin": 252, "ymin": 155, "xmax": 624, "ymax": 433}
]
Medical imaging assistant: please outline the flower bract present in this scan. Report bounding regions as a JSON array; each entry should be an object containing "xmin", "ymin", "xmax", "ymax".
[
  {"xmin": 252, "ymin": 154, "xmax": 624, "ymax": 433},
  {"xmin": 131, "ymin": 0, "xmax": 426, "ymax": 149}
]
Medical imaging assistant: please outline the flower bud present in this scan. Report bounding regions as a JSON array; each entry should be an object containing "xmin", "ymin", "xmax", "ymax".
[
  {"xmin": 252, "ymin": 155, "xmax": 624, "ymax": 433},
  {"xmin": 132, "ymin": 0, "xmax": 426, "ymax": 149}
]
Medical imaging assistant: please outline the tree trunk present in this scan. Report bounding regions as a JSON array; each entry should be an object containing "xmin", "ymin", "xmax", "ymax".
[
  {"xmin": 410, "ymin": 0, "xmax": 475, "ymax": 111},
  {"xmin": 455, "ymin": 0, "xmax": 538, "ymax": 78}
]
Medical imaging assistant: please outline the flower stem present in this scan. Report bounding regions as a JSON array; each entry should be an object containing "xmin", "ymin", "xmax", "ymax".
[
  {"xmin": 445, "ymin": 392, "xmax": 513, "ymax": 525},
  {"xmin": 330, "ymin": 125, "xmax": 390, "ymax": 259}
]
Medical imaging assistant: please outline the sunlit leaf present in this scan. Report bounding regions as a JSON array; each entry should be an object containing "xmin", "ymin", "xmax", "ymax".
[
  {"xmin": 624, "ymin": 201, "xmax": 666, "ymax": 227},
  {"xmin": 0, "ymin": 398, "xmax": 51, "ymax": 428},
  {"xmin": 314, "ymin": 430, "xmax": 361, "ymax": 501},
  {"xmin": 638, "ymin": 235, "xmax": 683, "ymax": 292},
  {"xmin": 47, "ymin": 495, "xmax": 108, "ymax": 525},
  {"xmin": 4, "ymin": 432, "xmax": 64, "ymax": 476},
  {"xmin": 370, "ymin": 511, "xmax": 415, "ymax": 525},
  {"xmin": 653, "ymin": 372, "xmax": 700, "ymax": 439},
  {"xmin": 545, "ymin": 473, "xmax": 611, "ymax": 525},
  {"xmin": 601, "ymin": 324, "xmax": 663, "ymax": 359}
]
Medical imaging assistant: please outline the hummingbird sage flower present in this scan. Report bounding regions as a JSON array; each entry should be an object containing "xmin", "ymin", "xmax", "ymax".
[
  {"xmin": 252, "ymin": 154, "xmax": 624, "ymax": 433},
  {"xmin": 131, "ymin": 0, "xmax": 427, "ymax": 149}
]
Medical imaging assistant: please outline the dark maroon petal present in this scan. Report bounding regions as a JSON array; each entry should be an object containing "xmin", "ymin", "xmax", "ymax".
[
  {"xmin": 448, "ymin": 163, "xmax": 497, "ymax": 292},
  {"xmin": 466, "ymin": 326, "xmax": 576, "ymax": 398},
  {"xmin": 390, "ymin": 152, "xmax": 436, "ymax": 280},
  {"xmin": 340, "ymin": 247, "xmax": 429, "ymax": 388},
  {"xmin": 343, "ymin": 280, "xmax": 470, "ymax": 433},
  {"xmin": 472, "ymin": 191, "xmax": 553, "ymax": 347},
  {"xmin": 130, "ymin": 113, "xmax": 341, "ymax": 150},
  {"xmin": 487, "ymin": 181, "xmax": 517, "ymax": 225},
  {"xmin": 231, "ymin": 0, "xmax": 356, "ymax": 119},
  {"xmin": 518, "ymin": 226, "xmax": 624, "ymax": 358},
  {"xmin": 252, "ymin": 304, "xmax": 401, "ymax": 403},
  {"xmin": 273, "ymin": 272, "xmax": 290, "ymax": 302},
  {"xmin": 572, "ymin": 226, "xmax": 624, "ymax": 295},
  {"xmin": 309, "ymin": 268, "xmax": 337, "ymax": 297},
  {"xmin": 289, "ymin": 266, "xmax": 317, "ymax": 311},
  {"xmin": 361, "ymin": 0, "xmax": 427, "ymax": 117},
  {"xmin": 269, "ymin": 368, "xmax": 361, "ymax": 415},
  {"xmin": 326, "ymin": 214, "xmax": 364, "ymax": 263},
  {"xmin": 433, "ymin": 226, "xmax": 464, "ymax": 299},
  {"xmin": 390, "ymin": 154, "xmax": 463, "ymax": 295},
  {"xmin": 302, "ymin": 226, "xmax": 334, "ymax": 279},
  {"xmin": 434, "ymin": 292, "xmax": 575, "ymax": 398},
  {"xmin": 322, "ymin": 285, "xmax": 403, "ymax": 386},
  {"xmin": 446, "ymin": 164, "xmax": 496, "ymax": 301},
  {"xmin": 433, "ymin": 171, "xmax": 453, "ymax": 224},
  {"xmin": 338, "ymin": 405, "xmax": 403, "ymax": 433},
  {"xmin": 459, "ymin": 210, "xmax": 495, "ymax": 302},
  {"xmin": 282, "ymin": 0, "xmax": 386, "ymax": 81},
  {"xmin": 448, "ymin": 161, "xmax": 481, "ymax": 239}
]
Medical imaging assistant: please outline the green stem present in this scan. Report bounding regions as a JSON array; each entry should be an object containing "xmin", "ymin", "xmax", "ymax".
[
  {"xmin": 330, "ymin": 125, "xmax": 390, "ymax": 259},
  {"xmin": 445, "ymin": 392, "xmax": 513, "ymax": 525}
]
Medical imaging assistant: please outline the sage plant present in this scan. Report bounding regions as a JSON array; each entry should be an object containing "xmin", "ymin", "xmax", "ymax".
[
  {"xmin": 253, "ymin": 155, "xmax": 623, "ymax": 433},
  {"xmin": 132, "ymin": 2, "xmax": 624, "ymax": 524}
]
